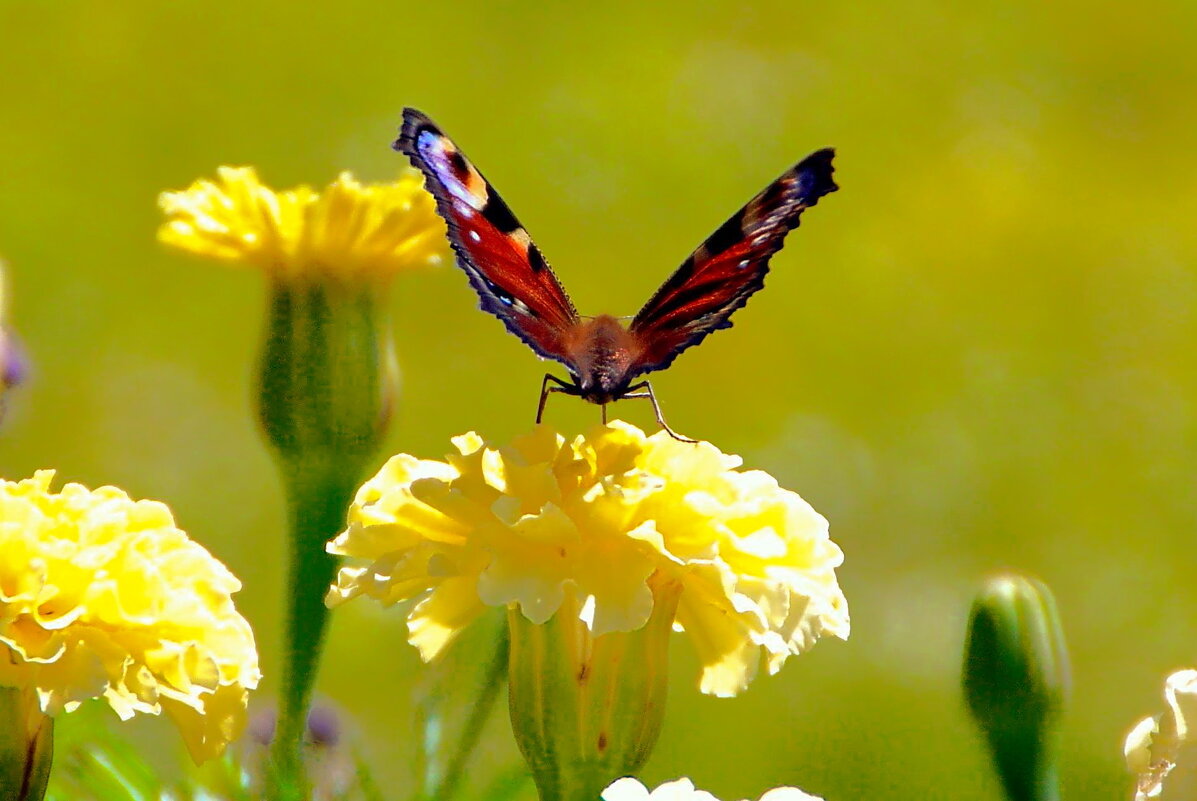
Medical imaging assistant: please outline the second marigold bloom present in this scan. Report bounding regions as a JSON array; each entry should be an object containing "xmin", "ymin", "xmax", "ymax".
[
  {"xmin": 0, "ymin": 471, "xmax": 260, "ymax": 764},
  {"xmin": 326, "ymin": 421, "xmax": 849, "ymax": 696},
  {"xmin": 158, "ymin": 166, "xmax": 446, "ymax": 281}
]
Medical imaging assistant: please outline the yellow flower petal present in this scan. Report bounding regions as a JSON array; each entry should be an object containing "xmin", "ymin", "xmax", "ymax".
[
  {"xmin": 328, "ymin": 421, "xmax": 849, "ymax": 696},
  {"xmin": 408, "ymin": 574, "xmax": 488, "ymax": 661},
  {"xmin": 158, "ymin": 166, "xmax": 447, "ymax": 281},
  {"xmin": 0, "ymin": 471, "xmax": 260, "ymax": 763}
]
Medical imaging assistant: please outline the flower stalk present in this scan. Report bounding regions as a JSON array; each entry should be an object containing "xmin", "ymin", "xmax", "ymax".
[
  {"xmin": 508, "ymin": 575, "xmax": 681, "ymax": 801},
  {"xmin": 257, "ymin": 277, "xmax": 397, "ymax": 799}
]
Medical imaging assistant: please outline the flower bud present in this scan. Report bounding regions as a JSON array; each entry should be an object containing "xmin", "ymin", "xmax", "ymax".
[{"xmin": 962, "ymin": 575, "xmax": 1070, "ymax": 801}]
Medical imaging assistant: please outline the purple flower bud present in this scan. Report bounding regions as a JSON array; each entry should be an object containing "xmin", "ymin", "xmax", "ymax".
[
  {"xmin": 248, "ymin": 707, "xmax": 277, "ymax": 746},
  {"xmin": 306, "ymin": 704, "xmax": 341, "ymax": 747},
  {"xmin": 1, "ymin": 331, "xmax": 25, "ymax": 389}
]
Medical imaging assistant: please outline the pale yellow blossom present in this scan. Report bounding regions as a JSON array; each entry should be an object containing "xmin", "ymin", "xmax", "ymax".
[
  {"xmin": 327, "ymin": 421, "xmax": 848, "ymax": 697},
  {"xmin": 0, "ymin": 471, "xmax": 261, "ymax": 763}
]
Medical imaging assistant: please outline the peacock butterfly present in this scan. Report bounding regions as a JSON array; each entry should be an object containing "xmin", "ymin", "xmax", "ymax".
[{"xmin": 395, "ymin": 108, "xmax": 838, "ymax": 440}]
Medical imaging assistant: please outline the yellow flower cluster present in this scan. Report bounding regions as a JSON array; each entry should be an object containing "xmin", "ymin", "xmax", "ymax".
[
  {"xmin": 0, "ymin": 472, "xmax": 261, "ymax": 763},
  {"xmin": 327, "ymin": 421, "xmax": 849, "ymax": 697},
  {"xmin": 158, "ymin": 166, "xmax": 446, "ymax": 280},
  {"xmin": 1126, "ymin": 669, "xmax": 1197, "ymax": 800},
  {"xmin": 602, "ymin": 777, "xmax": 822, "ymax": 801}
]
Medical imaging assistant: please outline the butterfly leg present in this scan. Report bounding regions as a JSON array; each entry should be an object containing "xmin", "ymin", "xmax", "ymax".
[
  {"xmin": 601, "ymin": 404, "xmax": 608, "ymax": 424},
  {"xmin": 537, "ymin": 373, "xmax": 578, "ymax": 424},
  {"xmin": 622, "ymin": 381, "xmax": 697, "ymax": 443}
]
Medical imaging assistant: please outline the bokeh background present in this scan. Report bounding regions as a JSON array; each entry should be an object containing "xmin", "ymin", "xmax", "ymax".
[{"xmin": 3, "ymin": 1, "xmax": 1196, "ymax": 799}]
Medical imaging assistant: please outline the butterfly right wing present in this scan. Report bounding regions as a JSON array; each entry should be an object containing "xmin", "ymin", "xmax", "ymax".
[
  {"xmin": 394, "ymin": 108, "xmax": 580, "ymax": 366},
  {"xmin": 627, "ymin": 148, "xmax": 838, "ymax": 375}
]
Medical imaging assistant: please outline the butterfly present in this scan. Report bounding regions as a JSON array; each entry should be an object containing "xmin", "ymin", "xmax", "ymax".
[{"xmin": 395, "ymin": 108, "xmax": 838, "ymax": 441}]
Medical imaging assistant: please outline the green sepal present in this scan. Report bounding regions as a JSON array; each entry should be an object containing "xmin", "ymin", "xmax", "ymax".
[{"xmin": 507, "ymin": 576, "xmax": 680, "ymax": 801}]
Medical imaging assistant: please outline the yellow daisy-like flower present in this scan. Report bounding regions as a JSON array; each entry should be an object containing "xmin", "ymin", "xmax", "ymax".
[
  {"xmin": 326, "ymin": 421, "xmax": 849, "ymax": 697},
  {"xmin": 0, "ymin": 471, "xmax": 261, "ymax": 763},
  {"xmin": 602, "ymin": 777, "xmax": 823, "ymax": 801},
  {"xmin": 1126, "ymin": 669, "xmax": 1197, "ymax": 800},
  {"xmin": 158, "ymin": 166, "xmax": 446, "ymax": 280}
]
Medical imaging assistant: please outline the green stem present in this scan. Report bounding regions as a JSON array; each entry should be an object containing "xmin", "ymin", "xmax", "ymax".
[
  {"xmin": 989, "ymin": 728, "xmax": 1061, "ymax": 801},
  {"xmin": 428, "ymin": 628, "xmax": 510, "ymax": 801},
  {"xmin": 268, "ymin": 460, "xmax": 359, "ymax": 801}
]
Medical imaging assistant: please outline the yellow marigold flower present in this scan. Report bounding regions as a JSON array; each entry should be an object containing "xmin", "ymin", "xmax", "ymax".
[
  {"xmin": 602, "ymin": 777, "xmax": 823, "ymax": 801},
  {"xmin": 326, "ymin": 421, "xmax": 849, "ymax": 697},
  {"xmin": 1126, "ymin": 669, "xmax": 1197, "ymax": 800},
  {"xmin": 158, "ymin": 166, "xmax": 446, "ymax": 280},
  {"xmin": 0, "ymin": 471, "xmax": 261, "ymax": 764}
]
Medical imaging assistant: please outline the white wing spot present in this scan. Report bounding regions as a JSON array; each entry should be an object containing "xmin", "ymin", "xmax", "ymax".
[{"xmin": 469, "ymin": 230, "xmax": 482, "ymax": 242}]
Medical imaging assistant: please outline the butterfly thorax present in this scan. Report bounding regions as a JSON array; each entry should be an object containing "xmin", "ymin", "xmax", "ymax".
[{"xmin": 565, "ymin": 315, "xmax": 641, "ymax": 404}]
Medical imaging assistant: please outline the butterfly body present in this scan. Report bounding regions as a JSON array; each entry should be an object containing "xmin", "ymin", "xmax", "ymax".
[
  {"xmin": 395, "ymin": 108, "xmax": 838, "ymax": 438},
  {"xmin": 561, "ymin": 315, "xmax": 641, "ymax": 404}
]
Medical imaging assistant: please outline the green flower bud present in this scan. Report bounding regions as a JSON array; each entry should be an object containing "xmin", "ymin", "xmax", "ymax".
[{"xmin": 963, "ymin": 575, "xmax": 1070, "ymax": 801}]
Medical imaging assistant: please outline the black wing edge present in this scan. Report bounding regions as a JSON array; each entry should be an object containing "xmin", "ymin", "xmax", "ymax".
[{"xmin": 794, "ymin": 147, "xmax": 839, "ymax": 201}]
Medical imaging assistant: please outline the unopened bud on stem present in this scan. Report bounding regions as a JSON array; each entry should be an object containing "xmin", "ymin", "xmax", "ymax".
[{"xmin": 963, "ymin": 574, "xmax": 1070, "ymax": 801}]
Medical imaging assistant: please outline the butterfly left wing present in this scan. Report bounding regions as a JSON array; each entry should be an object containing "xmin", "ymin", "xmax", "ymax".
[
  {"xmin": 394, "ymin": 108, "xmax": 580, "ymax": 366},
  {"xmin": 627, "ymin": 148, "xmax": 838, "ymax": 376}
]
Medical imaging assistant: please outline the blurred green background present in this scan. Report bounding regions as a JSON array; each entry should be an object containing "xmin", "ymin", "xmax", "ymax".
[{"xmin": 2, "ymin": 1, "xmax": 1195, "ymax": 799}]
